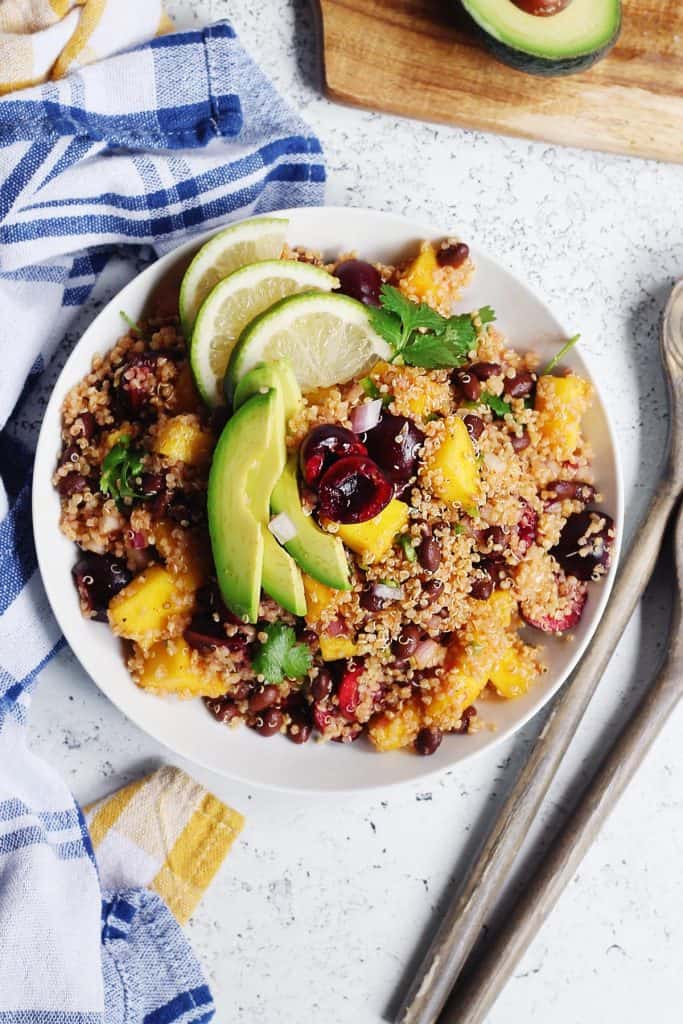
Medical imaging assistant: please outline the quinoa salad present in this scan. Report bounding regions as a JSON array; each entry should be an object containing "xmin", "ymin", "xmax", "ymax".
[{"xmin": 53, "ymin": 219, "xmax": 615, "ymax": 757}]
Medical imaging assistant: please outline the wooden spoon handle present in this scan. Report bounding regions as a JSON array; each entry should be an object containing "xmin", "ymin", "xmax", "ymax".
[
  {"xmin": 445, "ymin": 555, "xmax": 683, "ymax": 1024},
  {"xmin": 396, "ymin": 477, "xmax": 679, "ymax": 1024}
]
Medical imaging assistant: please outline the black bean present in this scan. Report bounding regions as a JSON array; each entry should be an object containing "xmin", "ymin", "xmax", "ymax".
[
  {"xmin": 423, "ymin": 579, "xmax": 445, "ymax": 604},
  {"xmin": 76, "ymin": 412, "xmax": 96, "ymax": 440},
  {"xmin": 204, "ymin": 697, "xmax": 240, "ymax": 725},
  {"xmin": 480, "ymin": 556, "xmax": 511, "ymax": 587},
  {"xmin": 470, "ymin": 362, "xmax": 502, "ymax": 381},
  {"xmin": 453, "ymin": 370, "xmax": 481, "ymax": 402},
  {"xmin": 415, "ymin": 726, "xmax": 443, "ymax": 756},
  {"xmin": 510, "ymin": 430, "xmax": 531, "ymax": 453},
  {"xmin": 391, "ymin": 623, "xmax": 422, "ymax": 660},
  {"xmin": 464, "ymin": 414, "xmax": 485, "ymax": 441},
  {"xmin": 248, "ymin": 685, "xmax": 279, "ymax": 713},
  {"xmin": 437, "ymin": 242, "xmax": 469, "ymax": 268},
  {"xmin": 57, "ymin": 473, "xmax": 88, "ymax": 497},
  {"xmin": 287, "ymin": 714, "xmax": 312, "ymax": 744},
  {"xmin": 417, "ymin": 536, "xmax": 441, "ymax": 573},
  {"xmin": 360, "ymin": 587, "xmax": 385, "ymax": 612},
  {"xmin": 311, "ymin": 669, "xmax": 333, "ymax": 702},
  {"xmin": 548, "ymin": 480, "xmax": 596, "ymax": 503},
  {"xmin": 483, "ymin": 525, "xmax": 507, "ymax": 551},
  {"xmin": 453, "ymin": 705, "xmax": 477, "ymax": 734},
  {"xmin": 470, "ymin": 576, "xmax": 494, "ymax": 601},
  {"xmin": 252, "ymin": 707, "xmax": 283, "ymax": 736},
  {"xmin": 504, "ymin": 371, "xmax": 535, "ymax": 399}
]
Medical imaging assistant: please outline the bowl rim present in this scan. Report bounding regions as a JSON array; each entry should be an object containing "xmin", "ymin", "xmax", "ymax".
[{"xmin": 32, "ymin": 205, "xmax": 624, "ymax": 794}]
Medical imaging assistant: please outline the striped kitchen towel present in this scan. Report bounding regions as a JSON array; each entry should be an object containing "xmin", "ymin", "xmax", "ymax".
[
  {"xmin": 0, "ymin": 17, "xmax": 323, "ymax": 1023},
  {"xmin": 0, "ymin": 0, "xmax": 175, "ymax": 95},
  {"xmin": 85, "ymin": 766, "xmax": 244, "ymax": 927}
]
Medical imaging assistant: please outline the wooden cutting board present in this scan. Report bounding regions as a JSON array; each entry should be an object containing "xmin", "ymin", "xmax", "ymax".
[{"xmin": 313, "ymin": 0, "xmax": 683, "ymax": 163}]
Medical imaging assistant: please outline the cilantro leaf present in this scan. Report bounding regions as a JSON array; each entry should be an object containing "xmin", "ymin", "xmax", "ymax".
[
  {"xmin": 100, "ymin": 434, "xmax": 145, "ymax": 504},
  {"xmin": 543, "ymin": 333, "xmax": 580, "ymax": 375},
  {"xmin": 477, "ymin": 306, "xmax": 496, "ymax": 326},
  {"xmin": 481, "ymin": 393, "xmax": 512, "ymax": 418},
  {"xmin": 367, "ymin": 304, "xmax": 403, "ymax": 351},
  {"xmin": 252, "ymin": 623, "xmax": 312, "ymax": 685},
  {"xmin": 379, "ymin": 284, "xmax": 445, "ymax": 336},
  {"xmin": 403, "ymin": 313, "xmax": 477, "ymax": 369}
]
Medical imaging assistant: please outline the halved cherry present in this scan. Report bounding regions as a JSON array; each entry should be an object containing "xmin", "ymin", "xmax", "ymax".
[
  {"xmin": 520, "ymin": 574, "xmax": 588, "ymax": 633},
  {"xmin": 364, "ymin": 414, "xmax": 425, "ymax": 488},
  {"xmin": 336, "ymin": 662, "xmax": 363, "ymax": 721},
  {"xmin": 516, "ymin": 500, "xmax": 538, "ymax": 555},
  {"xmin": 299, "ymin": 424, "xmax": 367, "ymax": 488},
  {"xmin": 551, "ymin": 510, "xmax": 615, "ymax": 582},
  {"xmin": 317, "ymin": 455, "xmax": 393, "ymax": 524}
]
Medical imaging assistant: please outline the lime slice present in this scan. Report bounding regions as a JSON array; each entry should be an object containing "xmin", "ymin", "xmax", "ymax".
[
  {"xmin": 226, "ymin": 292, "xmax": 393, "ymax": 397},
  {"xmin": 191, "ymin": 260, "xmax": 337, "ymax": 406},
  {"xmin": 179, "ymin": 217, "xmax": 288, "ymax": 337}
]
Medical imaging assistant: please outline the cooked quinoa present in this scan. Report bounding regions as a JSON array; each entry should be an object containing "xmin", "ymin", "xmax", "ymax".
[{"xmin": 54, "ymin": 236, "xmax": 615, "ymax": 756}]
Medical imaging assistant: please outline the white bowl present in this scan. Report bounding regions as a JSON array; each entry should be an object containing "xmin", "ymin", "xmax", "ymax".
[{"xmin": 33, "ymin": 207, "xmax": 623, "ymax": 793}]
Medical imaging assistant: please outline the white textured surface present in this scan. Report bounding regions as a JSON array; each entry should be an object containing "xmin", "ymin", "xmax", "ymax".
[{"xmin": 28, "ymin": 2, "xmax": 683, "ymax": 1022}]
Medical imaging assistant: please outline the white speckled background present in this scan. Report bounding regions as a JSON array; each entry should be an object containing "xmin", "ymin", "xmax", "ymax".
[{"xmin": 28, "ymin": 2, "xmax": 683, "ymax": 1022}]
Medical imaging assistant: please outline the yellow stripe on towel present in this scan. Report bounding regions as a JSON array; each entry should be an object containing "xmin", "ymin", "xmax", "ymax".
[{"xmin": 84, "ymin": 766, "xmax": 244, "ymax": 925}]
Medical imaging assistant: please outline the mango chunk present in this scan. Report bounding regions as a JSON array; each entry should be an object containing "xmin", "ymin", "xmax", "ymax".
[
  {"xmin": 151, "ymin": 520, "xmax": 210, "ymax": 591},
  {"xmin": 489, "ymin": 641, "xmax": 537, "ymax": 700},
  {"xmin": 428, "ymin": 417, "xmax": 480, "ymax": 508},
  {"xmin": 303, "ymin": 574, "xmax": 338, "ymax": 625},
  {"xmin": 319, "ymin": 635, "xmax": 360, "ymax": 661},
  {"xmin": 368, "ymin": 696, "xmax": 422, "ymax": 752},
  {"xmin": 337, "ymin": 499, "xmax": 409, "ymax": 561},
  {"xmin": 423, "ymin": 591, "xmax": 517, "ymax": 729},
  {"xmin": 153, "ymin": 414, "xmax": 213, "ymax": 465},
  {"xmin": 134, "ymin": 638, "xmax": 226, "ymax": 698},
  {"xmin": 108, "ymin": 565, "xmax": 192, "ymax": 648},
  {"xmin": 535, "ymin": 374, "xmax": 591, "ymax": 462},
  {"xmin": 421, "ymin": 672, "xmax": 487, "ymax": 732},
  {"xmin": 400, "ymin": 243, "xmax": 439, "ymax": 302}
]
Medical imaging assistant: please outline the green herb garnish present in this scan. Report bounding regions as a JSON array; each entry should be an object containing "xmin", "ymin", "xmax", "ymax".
[
  {"xmin": 100, "ymin": 434, "xmax": 145, "ymax": 504},
  {"xmin": 397, "ymin": 534, "xmax": 417, "ymax": 563},
  {"xmin": 543, "ymin": 334, "xmax": 580, "ymax": 375},
  {"xmin": 360, "ymin": 377, "xmax": 392, "ymax": 407},
  {"xmin": 379, "ymin": 577, "xmax": 400, "ymax": 589},
  {"xmin": 480, "ymin": 393, "xmax": 512, "ymax": 418},
  {"xmin": 368, "ymin": 285, "xmax": 495, "ymax": 370},
  {"xmin": 453, "ymin": 523, "xmax": 465, "ymax": 535},
  {"xmin": 251, "ymin": 623, "xmax": 312, "ymax": 685},
  {"xmin": 120, "ymin": 310, "xmax": 144, "ymax": 336}
]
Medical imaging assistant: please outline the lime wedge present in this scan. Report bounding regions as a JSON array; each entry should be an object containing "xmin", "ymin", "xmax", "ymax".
[
  {"xmin": 191, "ymin": 260, "xmax": 337, "ymax": 406},
  {"xmin": 226, "ymin": 292, "xmax": 393, "ymax": 398},
  {"xmin": 179, "ymin": 217, "xmax": 288, "ymax": 337}
]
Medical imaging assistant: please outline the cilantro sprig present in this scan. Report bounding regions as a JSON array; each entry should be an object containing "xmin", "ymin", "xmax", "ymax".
[
  {"xmin": 252, "ymin": 622, "xmax": 312, "ymax": 685},
  {"xmin": 100, "ymin": 434, "xmax": 145, "ymax": 503},
  {"xmin": 397, "ymin": 533, "xmax": 417, "ymax": 563},
  {"xmin": 368, "ymin": 285, "xmax": 495, "ymax": 370},
  {"xmin": 480, "ymin": 393, "xmax": 512, "ymax": 419},
  {"xmin": 120, "ymin": 310, "xmax": 144, "ymax": 336},
  {"xmin": 543, "ymin": 333, "xmax": 580, "ymax": 375}
]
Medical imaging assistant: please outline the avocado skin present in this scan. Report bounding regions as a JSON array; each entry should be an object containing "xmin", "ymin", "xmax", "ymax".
[{"xmin": 462, "ymin": 5, "xmax": 621, "ymax": 78}]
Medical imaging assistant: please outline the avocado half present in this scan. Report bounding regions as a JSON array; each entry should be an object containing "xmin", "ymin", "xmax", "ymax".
[{"xmin": 461, "ymin": 0, "xmax": 622, "ymax": 76}]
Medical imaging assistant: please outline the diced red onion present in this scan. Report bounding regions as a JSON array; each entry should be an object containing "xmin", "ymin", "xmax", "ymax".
[
  {"xmin": 268, "ymin": 512, "xmax": 297, "ymax": 545},
  {"xmin": 412, "ymin": 638, "xmax": 444, "ymax": 669},
  {"xmin": 372, "ymin": 582, "xmax": 404, "ymax": 602},
  {"xmin": 350, "ymin": 398, "xmax": 383, "ymax": 434},
  {"xmin": 129, "ymin": 529, "xmax": 147, "ymax": 549}
]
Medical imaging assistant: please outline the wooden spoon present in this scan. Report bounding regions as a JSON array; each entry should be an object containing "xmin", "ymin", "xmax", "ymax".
[{"xmin": 396, "ymin": 278, "xmax": 683, "ymax": 1024}]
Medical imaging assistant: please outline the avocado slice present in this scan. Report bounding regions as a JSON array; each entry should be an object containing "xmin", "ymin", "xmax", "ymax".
[
  {"xmin": 232, "ymin": 358, "xmax": 301, "ymax": 424},
  {"xmin": 461, "ymin": 0, "xmax": 621, "ymax": 76},
  {"xmin": 271, "ymin": 456, "xmax": 351, "ymax": 591},
  {"xmin": 208, "ymin": 391, "xmax": 270, "ymax": 623},
  {"xmin": 208, "ymin": 388, "xmax": 306, "ymax": 622}
]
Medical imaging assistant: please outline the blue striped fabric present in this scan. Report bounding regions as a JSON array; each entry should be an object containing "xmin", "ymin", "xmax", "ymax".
[{"xmin": 0, "ymin": 19, "xmax": 324, "ymax": 1022}]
